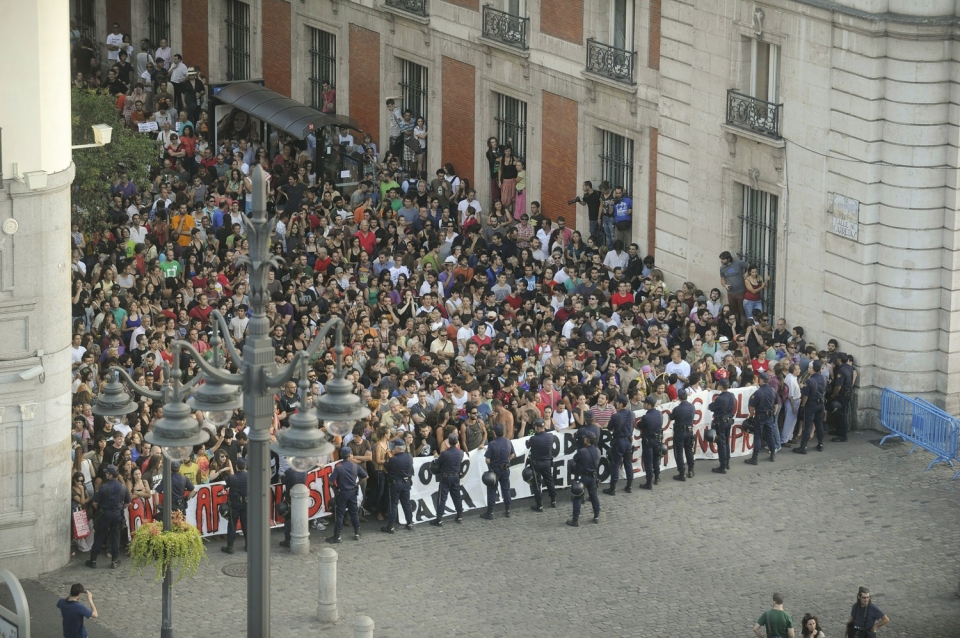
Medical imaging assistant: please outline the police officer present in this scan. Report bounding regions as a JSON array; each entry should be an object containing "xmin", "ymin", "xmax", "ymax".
[
  {"xmin": 525, "ymin": 419, "xmax": 557, "ymax": 511},
  {"xmin": 708, "ymin": 378, "xmax": 737, "ymax": 473},
  {"xmin": 671, "ymin": 389, "xmax": 696, "ymax": 481},
  {"xmin": 382, "ymin": 441, "xmax": 414, "ymax": 533},
  {"xmin": 794, "ymin": 360, "xmax": 827, "ymax": 454},
  {"xmin": 222, "ymin": 457, "xmax": 249, "ymax": 554},
  {"xmin": 575, "ymin": 410, "xmax": 602, "ymax": 450},
  {"xmin": 431, "ymin": 432, "xmax": 464, "ymax": 526},
  {"xmin": 831, "ymin": 352, "xmax": 854, "ymax": 442},
  {"xmin": 602, "ymin": 396, "xmax": 635, "ymax": 495},
  {"xmin": 156, "ymin": 461, "xmax": 195, "ymax": 514},
  {"xmin": 85, "ymin": 464, "xmax": 131, "ymax": 569},
  {"xmin": 278, "ymin": 462, "xmax": 305, "ymax": 550},
  {"xmin": 637, "ymin": 396, "xmax": 662, "ymax": 489},
  {"xmin": 746, "ymin": 372, "xmax": 779, "ymax": 464},
  {"xmin": 328, "ymin": 447, "xmax": 367, "ymax": 543},
  {"xmin": 567, "ymin": 434, "xmax": 600, "ymax": 527},
  {"xmin": 482, "ymin": 423, "xmax": 515, "ymax": 520}
]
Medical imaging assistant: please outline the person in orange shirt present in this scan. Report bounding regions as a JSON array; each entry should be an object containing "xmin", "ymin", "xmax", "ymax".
[{"xmin": 170, "ymin": 204, "xmax": 195, "ymax": 248}]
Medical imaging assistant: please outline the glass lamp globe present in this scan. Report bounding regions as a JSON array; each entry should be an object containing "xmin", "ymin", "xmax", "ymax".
[
  {"xmin": 322, "ymin": 419, "xmax": 356, "ymax": 438},
  {"xmin": 163, "ymin": 445, "xmax": 194, "ymax": 462},
  {"xmin": 205, "ymin": 410, "xmax": 233, "ymax": 427},
  {"xmin": 287, "ymin": 455, "xmax": 321, "ymax": 472},
  {"xmin": 106, "ymin": 414, "xmax": 125, "ymax": 427}
]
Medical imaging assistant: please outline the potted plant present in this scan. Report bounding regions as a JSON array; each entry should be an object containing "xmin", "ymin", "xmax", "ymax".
[{"xmin": 129, "ymin": 510, "xmax": 207, "ymax": 582}]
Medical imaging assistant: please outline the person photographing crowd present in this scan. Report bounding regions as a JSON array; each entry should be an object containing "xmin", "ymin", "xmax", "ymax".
[{"xmin": 57, "ymin": 583, "xmax": 98, "ymax": 638}]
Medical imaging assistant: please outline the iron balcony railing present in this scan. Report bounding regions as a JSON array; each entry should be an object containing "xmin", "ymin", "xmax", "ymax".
[
  {"xmin": 384, "ymin": 0, "xmax": 428, "ymax": 16},
  {"xmin": 586, "ymin": 39, "xmax": 636, "ymax": 84},
  {"xmin": 726, "ymin": 89, "xmax": 782, "ymax": 139},
  {"xmin": 482, "ymin": 5, "xmax": 528, "ymax": 50}
]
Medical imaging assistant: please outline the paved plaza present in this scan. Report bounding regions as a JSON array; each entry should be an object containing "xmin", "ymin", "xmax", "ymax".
[{"xmin": 31, "ymin": 432, "xmax": 960, "ymax": 637}]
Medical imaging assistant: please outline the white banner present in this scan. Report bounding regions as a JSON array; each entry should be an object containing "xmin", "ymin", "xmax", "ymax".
[{"xmin": 400, "ymin": 387, "xmax": 758, "ymax": 524}]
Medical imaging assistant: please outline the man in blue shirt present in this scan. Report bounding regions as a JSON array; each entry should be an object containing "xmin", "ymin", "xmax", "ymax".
[
  {"xmin": 57, "ymin": 583, "xmax": 98, "ymax": 638},
  {"xmin": 846, "ymin": 587, "xmax": 889, "ymax": 638},
  {"xmin": 612, "ymin": 186, "xmax": 633, "ymax": 249}
]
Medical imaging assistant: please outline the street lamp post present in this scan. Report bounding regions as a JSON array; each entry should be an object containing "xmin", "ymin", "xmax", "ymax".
[{"xmin": 92, "ymin": 166, "xmax": 368, "ymax": 638}]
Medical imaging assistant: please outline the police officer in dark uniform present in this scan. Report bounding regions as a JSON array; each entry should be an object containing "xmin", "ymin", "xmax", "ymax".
[
  {"xmin": 575, "ymin": 410, "xmax": 601, "ymax": 450},
  {"xmin": 671, "ymin": 389, "xmax": 696, "ymax": 481},
  {"xmin": 525, "ymin": 419, "xmax": 557, "ymax": 511},
  {"xmin": 746, "ymin": 372, "xmax": 779, "ymax": 464},
  {"xmin": 85, "ymin": 464, "xmax": 131, "ymax": 569},
  {"xmin": 278, "ymin": 462, "xmax": 305, "ymax": 549},
  {"xmin": 794, "ymin": 360, "xmax": 827, "ymax": 454},
  {"xmin": 222, "ymin": 457, "xmax": 249, "ymax": 554},
  {"xmin": 831, "ymin": 353, "xmax": 854, "ymax": 442},
  {"xmin": 603, "ymin": 396, "xmax": 635, "ymax": 495},
  {"xmin": 567, "ymin": 433, "xmax": 600, "ymax": 527},
  {"xmin": 482, "ymin": 423, "xmax": 515, "ymax": 520},
  {"xmin": 382, "ymin": 441, "xmax": 415, "ymax": 533},
  {"xmin": 157, "ymin": 461, "xmax": 195, "ymax": 514},
  {"xmin": 431, "ymin": 432, "xmax": 464, "ymax": 526},
  {"xmin": 708, "ymin": 378, "xmax": 737, "ymax": 473},
  {"xmin": 638, "ymin": 396, "xmax": 662, "ymax": 489},
  {"xmin": 328, "ymin": 447, "xmax": 367, "ymax": 543}
]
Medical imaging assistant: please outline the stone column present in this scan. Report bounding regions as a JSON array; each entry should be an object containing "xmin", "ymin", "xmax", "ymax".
[
  {"xmin": 290, "ymin": 484, "xmax": 310, "ymax": 555},
  {"xmin": 353, "ymin": 616, "xmax": 374, "ymax": 638},
  {"xmin": 316, "ymin": 547, "xmax": 338, "ymax": 623}
]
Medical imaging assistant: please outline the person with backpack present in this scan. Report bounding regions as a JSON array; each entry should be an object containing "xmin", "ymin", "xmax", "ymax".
[{"xmin": 753, "ymin": 592, "xmax": 795, "ymax": 638}]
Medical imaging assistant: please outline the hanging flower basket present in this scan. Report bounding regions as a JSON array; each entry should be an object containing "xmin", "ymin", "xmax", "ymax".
[{"xmin": 129, "ymin": 510, "xmax": 207, "ymax": 582}]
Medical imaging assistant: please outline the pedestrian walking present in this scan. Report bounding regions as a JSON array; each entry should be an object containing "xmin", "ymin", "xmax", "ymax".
[
  {"xmin": 753, "ymin": 592, "xmax": 795, "ymax": 638},
  {"xmin": 57, "ymin": 583, "xmax": 98, "ymax": 638}
]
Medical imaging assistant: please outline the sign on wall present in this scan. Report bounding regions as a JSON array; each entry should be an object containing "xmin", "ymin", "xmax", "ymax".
[{"xmin": 832, "ymin": 194, "xmax": 859, "ymax": 241}]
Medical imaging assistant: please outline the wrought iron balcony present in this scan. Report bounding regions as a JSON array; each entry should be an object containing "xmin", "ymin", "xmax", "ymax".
[
  {"xmin": 586, "ymin": 38, "xmax": 636, "ymax": 84},
  {"xmin": 482, "ymin": 5, "xmax": 528, "ymax": 50},
  {"xmin": 384, "ymin": 0, "xmax": 428, "ymax": 16},
  {"xmin": 726, "ymin": 89, "xmax": 782, "ymax": 139}
]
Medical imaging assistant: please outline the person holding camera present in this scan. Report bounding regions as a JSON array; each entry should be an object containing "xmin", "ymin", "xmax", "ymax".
[
  {"xmin": 845, "ymin": 587, "xmax": 888, "ymax": 638},
  {"xmin": 572, "ymin": 181, "xmax": 602, "ymax": 244}
]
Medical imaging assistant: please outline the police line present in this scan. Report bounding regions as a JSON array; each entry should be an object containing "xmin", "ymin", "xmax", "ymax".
[{"xmin": 399, "ymin": 386, "xmax": 759, "ymax": 525}]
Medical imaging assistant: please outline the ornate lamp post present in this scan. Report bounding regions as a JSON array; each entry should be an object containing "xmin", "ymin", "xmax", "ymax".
[{"xmin": 92, "ymin": 166, "xmax": 368, "ymax": 637}]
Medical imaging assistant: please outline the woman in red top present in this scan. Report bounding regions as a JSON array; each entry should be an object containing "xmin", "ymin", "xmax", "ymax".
[{"xmin": 750, "ymin": 349, "xmax": 770, "ymax": 374}]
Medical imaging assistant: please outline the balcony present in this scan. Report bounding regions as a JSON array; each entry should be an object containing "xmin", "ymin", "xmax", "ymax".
[
  {"xmin": 482, "ymin": 5, "xmax": 528, "ymax": 50},
  {"xmin": 726, "ymin": 89, "xmax": 782, "ymax": 140},
  {"xmin": 585, "ymin": 38, "xmax": 636, "ymax": 85},
  {"xmin": 383, "ymin": 0, "xmax": 428, "ymax": 16}
]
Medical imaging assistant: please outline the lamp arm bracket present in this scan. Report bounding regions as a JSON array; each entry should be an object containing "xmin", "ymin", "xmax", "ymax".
[
  {"xmin": 264, "ymin": 318, "xmax": 343, "ymax": 388},
  {"xmin": 106, "ymin": 365, "xmax": 163, "ymax": 401},
  {"xmin": 171, "ymin": 341, "xmax": 242, "ymax": 386},
  {"xmin": 209, "ymin": 310, "xmax": 245, "ymax": 365}
]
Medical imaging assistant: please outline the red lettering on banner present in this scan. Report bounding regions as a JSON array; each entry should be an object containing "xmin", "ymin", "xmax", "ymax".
[
  {"xmin": 313, "ymin": 464, "xmax": 335, "ymax": 513},
  {"xmin": 694, "ymin": 429, "xmax": 716, "ymax": 453},
  {"xmin": 691, "ymin": 396, "xmax": 705, "ymax": 425},
  {"xmin": 211, "ymin": 484, "xmax": 229, "ymax": 533},
  {"xmin": 662, "ymin": 436, "xmax": 673, "ymax": 465},
  {"xmin": 271, "ymin": 484, "xmax": 284, "ymax": 526},
  {"xmin": 126, "ymin": 497, "xmax": 155, "ymax": 534},
  {"xmin": 735, "ymin": 394, "xmax": 750, "ymax": 418},
  {"xmin": 193, "ymin": 485, "xmax": 216, "ymax": 536}
]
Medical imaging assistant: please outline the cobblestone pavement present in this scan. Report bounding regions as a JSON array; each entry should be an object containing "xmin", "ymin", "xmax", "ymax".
[{"xmin": 37, "ymin": 432, "xmax": 960, "ymax": 637}]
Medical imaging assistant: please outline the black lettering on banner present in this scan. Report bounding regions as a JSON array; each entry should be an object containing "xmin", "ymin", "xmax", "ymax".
[
  {"xmin": 550, "ymin": 433, "xmax": 562, "ymax": 457},
  {"xmin": 550, "ymin": 460, "xmax": 564, "ymax": 486},
  {"xmin": 459, "ymin": 486, "xmax": 475, "ymax": 509},
  {"xmin": 414, "ymin": 498, "xmax": 435, "ymax": 521},
  {"xmin": 418, "ymin": 463, "xmax": 434, "ymax": 486},
  {"xmin": 460, "ymin": 458, "xmax": 470, "ymax": 478},
  {"xmin": 597, "ymin": 457, "xmax": 611, "ymax": 482},
  {"xmin": 598, "ymin": 429, "xmax": 612, "ymax": 453},
  {"xmin": 509, "ymin": 453, "xmax": 525, "ymax": 468},
  {"xmin": 563, "ymin": 433, "xmax": 577, "ymax": 456}
]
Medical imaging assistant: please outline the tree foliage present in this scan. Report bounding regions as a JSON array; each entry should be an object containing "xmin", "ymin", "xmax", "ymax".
[{"xmin": 71, "ymin": 88, "xmax": 157, "ymax": 233}]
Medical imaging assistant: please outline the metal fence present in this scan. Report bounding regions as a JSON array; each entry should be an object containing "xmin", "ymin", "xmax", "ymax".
[
  {"xmin": 148, "ymin": 0, "xmax": 171, "ymax": 49},
  {"xmin": 879, "ymin": 388, "xmax": 960, "ymax": 476},
  {"xmin": 226, "ymin": 0, "xmax": 251, "ymax": 81},
  {"xmin": 73, "ymin": 0, "xmax": 96, "ymax": 41},
  {"xmin": 385, "ymin": 0, "xmax": 428, "ymax": 15},
  {"xmin": 739, "ymin": 185, "xmax": 778, "ymax": 313},
  {"xmin": 495, "ymin": 93, "xmax": 527, "ymax": 160},
  {"xmin": 309, "ymin": 28, "xmax": 336, "ymax": 109},
  {"xmin": 726, "ymin": 89, "xmax": 782, "ymax": 139},
  {"xmin": 482, "ymin": 5, "xmax": 528, "ymax": 50},
  {"xmin": 400, "ymin": 59, "xmax": 429, "ymax": 123},
  {"xmin": 599, "ymin": 130, "xmax": 634, "ymax": 197},
  {"xmin": 586, "ymin": 39, "xmax": 636, "ymax": 84}
]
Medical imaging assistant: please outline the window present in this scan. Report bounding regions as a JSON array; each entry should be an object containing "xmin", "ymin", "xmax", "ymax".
[
  {"xmin": 739, "ymin": 185, "xmax": 778, "ymax": 312},
  {"xmin": 750, "ymin": 40, "xmax": 779, "ymax": 103},
  {"xmin": 73, "ymin": 0, "xmax": 96, "ymax": 41},
  {"xmin": 225, "ymin": 0, "xmax": 251, "ymax": 81},
  {"xmin": 611, "ymin": 0, "xmax": 634, "ymax": 50},
  {"xmin": 495, "ymin": 93, "xmax": 527, "ymax": 160},
  {"xmin": 148, "ymin": 0, "xmax": 171, "ymax": 48},
  {"xmin": 309, "ymin": 28, "xmax": 337, "ymax": 109},
  {"xmin": 599, "ymin": 131, "xmax": 634, "ymax": 196},
  {"xmin": 506, "ymin": 0, "xmax": 524, "ymax": 16},
  {"xmin": 399, "ymin": 60, "xmax": 429, "ymax": 123}
]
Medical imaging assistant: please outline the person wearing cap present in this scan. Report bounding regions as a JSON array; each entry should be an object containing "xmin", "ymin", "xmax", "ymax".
[
  {"xmin": 223, "ymin": 457, "xmax": 250, "ymax": 554},
  {"xmin": 525, "ymin": 419, "xmax": 557, "ymax": 511},
  {"xmin": 278, "ymin": 463, "xmax": 308, "ymax": 550},
  {"xmin": 328, "ymin": 447, "xmax": 367, "ymax": 543},
  {"xmin": 671, "ymin": 389, "xmax": 696, "ymax": 482},
  {"xmin": 575, "ymin": 410, "xmax": 602, "ymax": 452},
  {"xmin": 382, "ymin": 441, "xmax": 415, "ymax": 533},
  {"xmin": 567, "ymin": 431, "xmax": 600, "ymax": 526},
  {"xmin": 156, "ymin": 460, "xmax": 195, "ymax": 515},
  {"xmin": 85, "ymin": 464, "xmax": 131, "ymax": 569},
  {"xmin": 747, "ymin": 372, "xmax": 780, "ymax": 464},
  {"xmin": 794, "ymin": 360, "xmax": 828, "ymax": 454},
  {"xmin": 481, "ymin": 423, "xmax": 515, "ymax": 520},
  {"xmin": 830, "ymin": 352, "xmax": 854, "ymax": 443},
  {"xmin": 708, "ymin": 378, "xmax": 737, "ymax": 473},
  {"xmin": 58, "ymin": 583, "xmax": 99, "ymax": 637},
  {"xmin": 602, "ymin": 396, "xmax": 636, "ymax": 495},
  {"xmin": 431, "ymin": 432, "xmax": 465, "ymax": 526},
  {"xmin": 637, "ymin": 396, "xmax": 663, "ymax": 489}
]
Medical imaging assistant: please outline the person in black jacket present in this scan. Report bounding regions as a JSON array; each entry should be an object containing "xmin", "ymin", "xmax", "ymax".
[
  {"xmin": 671, "ymin": 389, "xmax": 696, "ymax": 481},
  {"xmin": 382, "ymin": 442, "xmax": 414, "ymax": 533},
  {"xmin": 431, "ymin": 433, "xmax": 464, "ymax": 526},
  {"xmin": 223, "ymin": 458, "xmax": 249, "ymax": 554},
  {"xmin": 708, "ymin": 379, "xmax": 737, "ymax": 473},
  {"xmin": 567, "ymin": 434, "xmax": 600, "ymax": 527}
]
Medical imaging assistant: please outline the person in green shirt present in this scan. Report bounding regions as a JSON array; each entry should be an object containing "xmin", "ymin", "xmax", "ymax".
[{"xmin": 754, "ymin": 592, "xmax": 795, "ymax": 638}]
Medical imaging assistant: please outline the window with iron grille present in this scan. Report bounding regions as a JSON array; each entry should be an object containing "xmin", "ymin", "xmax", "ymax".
[
  {"xmin": 148, "ymin": 0, "xmax": 171, "ymax": 48},
  {"xmin": 599, "ymin": 130, "xmax": 634, "ymax": 196},
  {"xmin": 309, "ymin": 28, "xmax": 337, "ymax": 109},
  {"xmin": 739, "ymin": 185, "xmax": 779, "ymax": 312},
  {"xmin": 495, "ymin": 93, "xmax": 527, "ymax": 160},
  {"xmin": 73, "ymin": 0, "xmax": 96, "ymax": 41},
  {"xmin": 225, "ymin": 0, "xmax": 251, "ymax": 81},
  {"xmin": 399, "ymin": 60, "xmax": 429, "ymax": 123}
]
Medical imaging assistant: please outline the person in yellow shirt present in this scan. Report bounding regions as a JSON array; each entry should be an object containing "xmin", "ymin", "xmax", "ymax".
[
  {"xmin": 178, "ymin": 454, "xmax": 200, "ymax": 484},
  {"xmin": 170, "ymin": 204, "xmax": 196, "ymax": 248}
]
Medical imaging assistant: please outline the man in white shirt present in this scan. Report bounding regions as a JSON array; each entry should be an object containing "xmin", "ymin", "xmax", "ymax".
[
  {"xmin": 664, "ymin": 347, "xmax": 691, "ymax": 390},
  {"xmin": 129, "ymin": 215, "xmax": 148, "ymax": 244},
  {"xmin": 70, "ymin": 334, "xmax": 86, "ymax": 370},
  {"xmin": 456, "ymin": 189, "xmax": 482, "ymax": 224},
  {"xmin": 455, "ymin": 315, "xmax": 474, "ymax": 352},
  {"xmin": 154, "ymin": 39, "xmax": 172, "ymax": 71},
  {"xmin": 603, "ymin": 240, "xmax": 630, "ymax": 278},
  {"xmin": 169, "ymin": 54, "xmax": 189, "ymax": 85},
  {"xmin": 105, "ymin": 23, "xmax": 124, "ymax": 63},
  {"xmin": 229, "ymin": 306, "xmax": 250, "ymax": 343},
  {"xmin": 713, "ymin": 336, "xmax": 732, "ymax": 364},
  {"xmin": 781, "ymin": 363, "xmax": 802, "ymax": 446},
  {"xmin": 536, "ymin": 218, "xmax": 553, "ymax": 250}
]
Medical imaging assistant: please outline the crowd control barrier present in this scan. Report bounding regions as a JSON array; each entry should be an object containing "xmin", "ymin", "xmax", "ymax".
[{"xmin": 879, "ymin": 388, "xmax": 960, "ymax": 478}]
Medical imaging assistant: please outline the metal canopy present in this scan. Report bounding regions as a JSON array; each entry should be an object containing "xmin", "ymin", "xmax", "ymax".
[{"xmin": 215, "ymin": 82, "xmax": 359, "ymax": 140}]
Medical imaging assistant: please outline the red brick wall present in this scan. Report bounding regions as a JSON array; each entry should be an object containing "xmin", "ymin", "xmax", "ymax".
[
  {"xmin": 540, "ymin": 0, "xmax": 583, "ymax": 44},
  {"xmin": 441, "ymin": 57, "xmax": 475, "ymax": 186},
  {"xmin": 104, "ymin": 0, "xmax": 131, "ymax": 32},
  {"xmin": 262, "ymin": 0, "xmax": 291, "ymax": 96},
  {"xmin": 182, "ymin": 0, "xmax": 209, "ymax": 75},
  {"xmin": 648, "ymin": 127, "xmax": 658, "ymax": 257},
  {"xmin": 540, "ymin": 91, "xmax": 578, "ymax": 223},
  {"xmin": 648, "ymin": 0, "xmax": 662, "ymax": 70},
  {"xmin": 349, "ymin": 24, "xmax": 381, "ymax": 144},
  {"xmin": 442, "ymin": 0, "xmax": 479, "ymax": 10}
]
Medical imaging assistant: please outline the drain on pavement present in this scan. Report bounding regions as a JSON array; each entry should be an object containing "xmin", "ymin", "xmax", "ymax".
[{"xmin": 222, "ymin": 563, "xmax": 247, "ymax": 578}]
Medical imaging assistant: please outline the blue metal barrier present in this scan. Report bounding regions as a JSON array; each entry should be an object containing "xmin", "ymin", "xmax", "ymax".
[{"xmin": 879, "ymin": 388, "xmax": 960, "ymax": 478}]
